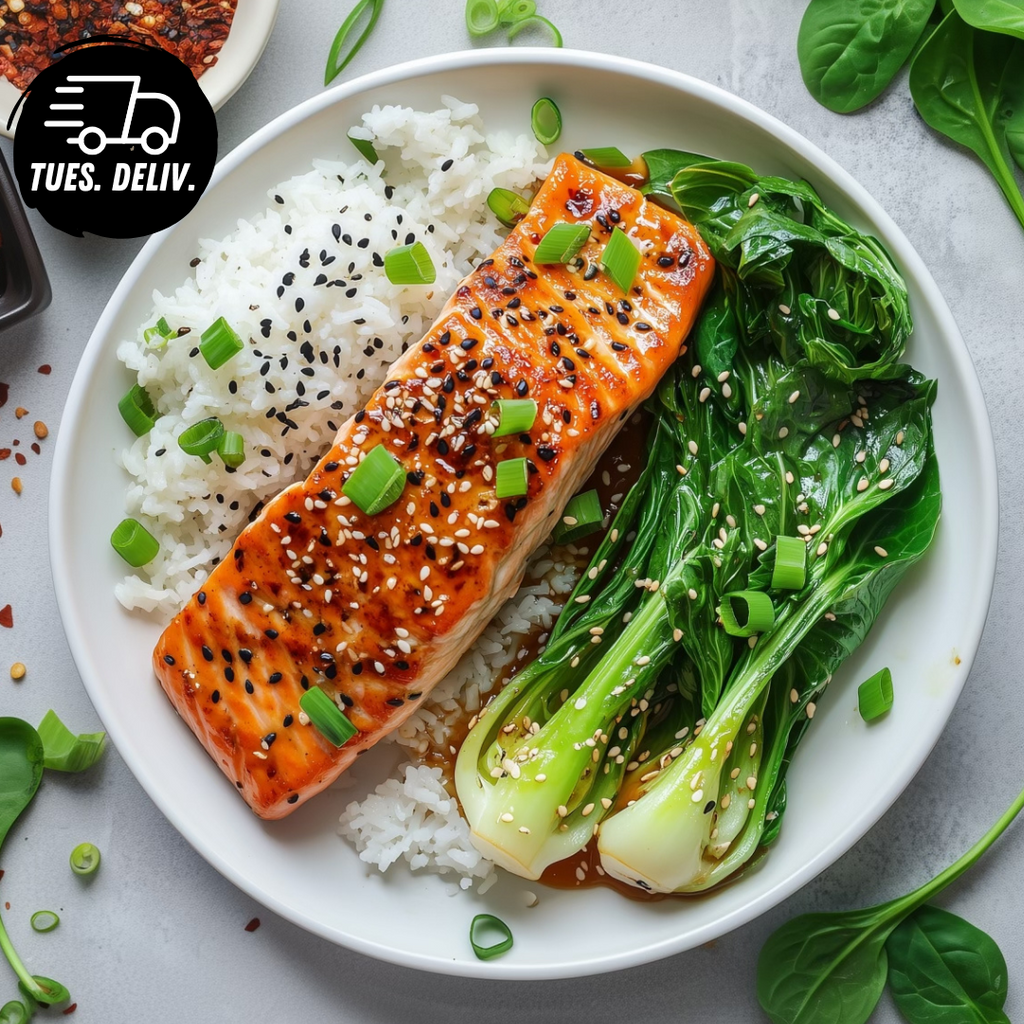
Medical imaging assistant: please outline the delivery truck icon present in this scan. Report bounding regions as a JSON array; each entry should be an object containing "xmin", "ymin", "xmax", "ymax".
[{"xmin": 43, "ymin": 74, "xmax": 181, "ymax": 156}]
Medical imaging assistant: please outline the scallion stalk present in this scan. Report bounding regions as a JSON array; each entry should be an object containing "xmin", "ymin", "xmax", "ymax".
[
  {"xmin": 29, "ymin": 912, "xmax": 58, "ymax": 934},
  {"xmin": 601, "ymin": 227, "xmax": 641, "ymax": 294},
  {"xmin": 348, "ymin": 130, "xmax": 378, "ymax": 164},
  {"xmin": 300, "ymin": 687, "xmax": 357, "ymax": 747},
  {"xmin": 499, "ymin": 0, "xmax": 536, "ymax": 24},
  {"xmin": 492, "ymin": 398, "xmax": 537, "ymax": 437},
  {"xmin": 199, "ymin": 317, "xmax": 244, "ymax": 370},
  {"xmin": 178, "ymin": 417, "xmax": 225, "ymax": 463},
  {"xmin": 507, "ymin": 13, "xmax": 562, "ymax": 45},
  {"xmin": 579, "ymin": 146, "xmax": 632, "ymax": 169},
  {"xmin": 218, "ymin": 431, "xmax": 246, "ymax": 468},
  {"xmin": 470, "ymin": 914, "xmax": 514, "ymax": 960},
  {"xmin": 384, "ymin": 241, "xmax": 436, "ymax": 285},
  {"xmin": 533, "ymin": 222, "xmax": 590, "ymax": 264},
  {"xmin": 772, "ymin": 535, "xmax": 807, "ymax": 590},
  {"xmin": 342, "ymin": 444, "xmax": 405, "ymax": 515},
  {"xmin": 118, "ymin": 384, "xmax": 157, "ymax": 437},
  {"xmin": 719, "ymin": 591, "xmax": 775, "ymax": 637},
  {"xmin": 858, "ymin": 667, "xmax": 893, "ymax": 722},
  {"xmin": 495, "ymin": 458, "xmax": 529, "ymax": 499},
  {"xmin": 551, "ymin": 489, "xmax": 603, "ymax": 545},
  {"xmin": 69, "ymin": 842, "xmax": 101, "ymax": 876},
  {"xmin": 465, "ymin": 0, "xmax": 499, "ymax": 35},
  {"xmin": 110, "ymin": 518, "xmax": 160, "ymax": 567},
  {"xmin": 143, "ymin": 316, "xmax": 174, "ymax": 348},
  {"xmin": 324, "ymin": 0, "xmax": 385, "ymax": 85},
  {"xmin": 530, "ymin": 96, "xmax": 561, "ymax": 145},
  {"xmin": 487, "ymin": 187, "xmax": 531, "ymax": 228}
]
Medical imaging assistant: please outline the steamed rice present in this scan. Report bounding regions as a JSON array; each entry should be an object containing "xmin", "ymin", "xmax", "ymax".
[{"xmin": 115, "ymin": 99, "xmax": 562, "ymax": 890}]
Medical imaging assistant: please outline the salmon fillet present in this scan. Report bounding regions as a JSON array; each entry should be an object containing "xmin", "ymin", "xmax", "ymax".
[{"xmin": 153, "ymin": 153, "xmax": 715, "ymax": 818}]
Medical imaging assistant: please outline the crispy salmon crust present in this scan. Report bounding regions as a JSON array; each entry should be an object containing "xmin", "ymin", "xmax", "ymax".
[{"xmin": 153, "ymin": 153, "xmax": 715, "ymax": 818}]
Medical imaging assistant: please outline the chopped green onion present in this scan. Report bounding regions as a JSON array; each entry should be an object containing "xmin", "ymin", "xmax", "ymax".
[
  {"xmin": 143, "ymin": 316, "xmax": 174, "ymax": 348},
  {"xmin": 551, "ymin": 489, "xmax": 603, "ymax": 545},
  {"xmin": 470, "ymin": 914, "xmax": 514, "ymax": 960},
  {"xmin": 29, "ymin": 911, "xmax": 59, "ymax": 934},
  {"xmin": 218, "ymin": 431, "xmax": 246, "ymax": 468},
  {"xmin": 601, "ymin": 227, "xmax": 641, "ymax": 294},
  {"xmin": 465, "ymin": 0, "xmax": 499, "ymax": 35},
  {"xmin": 384, "ymin": 241, "xmax": 436, "ymax": 285},
  {"xmin": 324, "ymin": 0, "xmax": 384, "ymax": 85},
  {"xmin": 495, "ymin": 458, "xmax": 529, "ymax": 499},
  {"xmin": 579, "ymin": 146, "xmax": 632, "ymax": 169},
  {"xmin": 492, "ymin": 398, "xmax": 537, "ymax": 437},
  {"xmin": 178, "ymin": 417, "xmax": 225, "ymax": 464},
  {"xmin": 533, "ymin": 222, "xmax": 590, "ymax": 265},
  {"xmin": 719, "ymin": 591, "xmax": 775, "ymax": 637},
  {"xmin": 38, "ymin": 710, "xmax": 106, "ymax": 772},
  {"xmin": 70, "ymin": 842, "xmax": 101, "ymax": 877},
  {"xmin": 858, "ymin": 668, "xmax": 893, "ymax": 722},
  {"xmin": 118, "ymin": 383, "xmax": 157, "ymax": 437},
  {"xmin": 299, "ymin": 687, "xmax": 357, "ymax": 747},
  {"xmin": 487, "ymin": 187, "xmax": 531, "ymax": 228},
  {"xmin": 110, "ymin": 518, "xmax": 160, "ymax": 567},
  {"xmin": 0, "ymin": 1001, "xmax": 28, "ymax": 1024},
  {"xmin": 772, "ymin": 535, "xmax": 807, "ymax": 590},
  {"xmin": 530, "ymin": 96, "xmax": 561, "ymax": 145},
  {"xmin": 499, "ymin": 0, "xmax": 536, "ymax": 23},
  {"xmin": 342, "ymin": 444, "xmax": 405, "ymax": 515},
  {"xmin": 507, "ymin": 14, "xmax": 562, "ymax": 45},
  {"xmin": 200, "ymin": 317, "xmax": 244, "ymax": 370},
  {"xmin": 348, "ymin": 131, "xmax": 378, "ymax": 164}
]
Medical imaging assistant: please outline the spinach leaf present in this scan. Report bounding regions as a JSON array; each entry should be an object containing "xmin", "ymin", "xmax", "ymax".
[
  {"xmin": 887, "ymin": 905, "xmax": 1010, "ymax": 1024},
  {"xmin": 909, "ymin": 11, "xmax": 1024, "ymax": 229},
  {"xmin": 798, "ymin": 0, "xmax": 937, "ymax": 113},
  {"xmin": 640, "ymin": 148, "xmax": 710, "ymax": 205},
  {"xmin": 953, "ymin": 0, "xmax": 1024, "ymax": 38}
]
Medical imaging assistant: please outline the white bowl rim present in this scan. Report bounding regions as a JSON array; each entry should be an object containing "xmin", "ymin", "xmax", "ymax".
[{"xmin": 49, "ymin": 46, "xmax": 999, "ymax": 980}]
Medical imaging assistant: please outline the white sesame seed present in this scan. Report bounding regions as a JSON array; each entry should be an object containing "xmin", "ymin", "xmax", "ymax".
[
  {"xmin": 717, "ymin": 370, "xmax": 731, "ymax": 383},
  {"xmin": 807, "ymin": 702, "xmax": 817, "ymax": 719},
  {"xmin": 896, "ymin": 430, "xmax": 905, "ymax": 445},
  {"xmin": 748, "ymin": 192, "xmax": 759, "ymax": 207},
  {"xmin": 832, "ymin": 433, "xmax": 841, "ymax": 448},
  {"xmin": 691, "ymin": 364, "xmax": 702, "ymax": 378},
  {"xmin": 788, "ymin": 390, "xmax": 800, "ymax": 404},
  {"xmin": 691, "ymin": 789, "xmax": 704, "ymax": 803},
  {"xmin": 879, "ymin": 458, "xmax": 890, "ymax": 473},
  {"xmin": 790, "ymin": 688, "xmax": 799, "ymax": 703},
  {"xmin": 722, "ymin": 382, "xmax": 733, "ymax": 399},
  {"xmin": 500, "ymin": 812, "xmax": 514, "ymax": 823},
  {"xmin": 688, "ymin": 440, "xmax": 699, "ymax": 455},
  {"xmin": 754, "ymin": 538, "xmax": 767, "ymax": 551},
  {"xmin": 754, "ymin": 504, "xmax": 766, "ymax": 516},
  {"xmin": 778, "ymin": 426, "xmax": 789, "ymax": 439},
  {"xmin": 687, "ymin": 588, "xmax": 698, "ymax": 600},
  {"xmin": 827, "ymin": 307, "xmax": 841, "ymax": 321},
  {"xmin": 817, "ymin": 541, "xmax": 828, "ymax": 556},
  {"xmin": 878, "ymin": 478, "xmax": 894, "ymax": 490},
  {"xmin": 739, "ymin": 421, "xmax": 747, "ymax": 435},
  {"xmin": 857, "ymin": 478, "xmax": 869, "ymax": 492},
  {"xmin": 874, "ymin": 546, "xmax": 888, "ymax": 557},
  {"xmin": 778, "ymin": 303, "xmax": 791, "ymax": 315}
]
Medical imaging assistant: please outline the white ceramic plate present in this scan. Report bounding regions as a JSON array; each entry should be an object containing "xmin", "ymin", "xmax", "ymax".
[
  {"xmin": 50, "ymin": 49, "xmax": 998, "ymax": 979},
  {"xmin": 1, "ymin": 0, "xmax": 279, "ymax": 138}
]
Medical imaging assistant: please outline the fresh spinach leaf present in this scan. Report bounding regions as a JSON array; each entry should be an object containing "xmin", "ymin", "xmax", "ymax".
[
  {"xmin": 887, "ymin": 904, "xmax": 1010, "ymax": 1024},
  {"xmin": 798, "ymin": 0, "xmax": 937, "ymax": 113},
  {"xmin": 953, "ymin": 0, "xmax": 1024, "ymax": 38},
  {"xmin": 640, "ymin": 148, "xmax": 710, "ymax": 205},
  {"xmin": 909, "ymin": 11, "xmax": 1024, "ymax": 229}
]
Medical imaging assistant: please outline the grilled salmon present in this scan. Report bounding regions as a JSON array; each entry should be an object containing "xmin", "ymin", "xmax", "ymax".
[{"xmin": 153, "ymin": 153, "xmax": 715, "ymax": 818}]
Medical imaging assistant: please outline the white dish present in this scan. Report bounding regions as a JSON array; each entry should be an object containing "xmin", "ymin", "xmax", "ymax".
[
  {"xmin": 50, "ymin": 48, "xmax": 998, "ymax": 979},
  {"xmin": 1, "ymin": 0, "xmax": 279, "ymax": 138}
]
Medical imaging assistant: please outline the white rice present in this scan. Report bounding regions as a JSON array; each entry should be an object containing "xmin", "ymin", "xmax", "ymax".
[
  {"xmin": 116, "ymin": 96, "xmax": 550, "ymax": 615},
  {"xmin": 115, "ymin": 99, "xmax": 564, "ymax": 891}
]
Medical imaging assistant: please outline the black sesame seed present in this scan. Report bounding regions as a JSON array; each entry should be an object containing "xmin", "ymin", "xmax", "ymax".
[
  {"xmin": 211, "ymin": 690, "xmax": 221, "ymax": 704},
  {"xmin": 441, "ymin": 158, "xmax": 454, "ymax": 171},
  {"xmin": 201, "ymin": 645, "xmax": 214, "ymax": 661},
  {"xmin": 268, "ymin": 672, "xmax": 283, "ymax": 684},
  {"xmin": 537, "ymin": 447, "xmax": 556, "ymax": 462},
  {"xmin": 287, "ymin": 794, "xmax": 299, "ymax": 804},
  {"xmin": 265, "ymin": 629, "xmax": 278, "ymax": 639},
  {"xmin": 283, "ymin": 714, "xmax": 294, "ymax": 727},
  {"xmin": 245, "ymin": 680, "xmax": 254, "ymax": 694},
  {"xmin": 240, "ymin": 592, "xmax": 253, "ymax": 605},
  {"xmin": 470, "ymin": 307, "xmax": 482, "ymax": 320},
  {"xmin": 612, "ymin": 341, "xmax": 628, "ymax": 351},
  {"xmin": 163, "ymin": 654, "xmax": 176, "ymax": 665}
]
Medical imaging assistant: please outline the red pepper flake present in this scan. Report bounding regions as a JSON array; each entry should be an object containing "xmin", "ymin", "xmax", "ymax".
[
  {"xmin": 62, "ymin": 1004, "xmax": 77, "ymax": 1016},
  {"xmin": 14, "ymin": 453, "xmax": 25, "ymax": 466},
  {"xmin": 0, "ymin": 450, "xmax": 9, "ymax": 461},
  {"xmin": 244, "ymin": 917, "xmax": 261, "ymax": 932},
  {"xmin": 31, "ymin": 443, "xmax": 40, "ymax": 455},
  {"xmin": 0, "ymin": 606, "xmax": 12, "ymax": 629},
  {"xmin": 37, "ymin": 365, "xmax": 51, "ymax": 375},
  {"xmin": 0, "ymin": 383, "xmax": 7, "ymax": 409}
]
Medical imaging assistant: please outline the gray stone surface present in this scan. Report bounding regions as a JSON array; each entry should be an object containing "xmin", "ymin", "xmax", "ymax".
[{"xmin": 1, "ymin": 1, "xmax": 1022, "ymax": 1020}]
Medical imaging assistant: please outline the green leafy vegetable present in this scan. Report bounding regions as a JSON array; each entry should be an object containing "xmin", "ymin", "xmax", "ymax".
[
  {"xmin": 887, "ymin": 904, "xmax": 1010, "ymax": 1024},
  {"xmin": 909, "ymin": 11, "xmax": 1024, "ymax": 230},
  {"xmin": 0, "ymin": 719, "xmax": 70, "ymax": 1007},
  {"xmin": 798, "ymin": 0, "xmax": 937, "ymax": 113},
  {"xmin": 36, "ymin": 710, "xmax": 107, "ymax": 773},
  {"xmin": 324, "ymin": 0, "xmax": 385, "ymax": 86},
  {"xmin": 758, "ymin": 783, "xmax": 1024, "ymax": 1023},
  {"xmin": 953, "ymin": 0, "xmax": 1024, "ymax": 38}
]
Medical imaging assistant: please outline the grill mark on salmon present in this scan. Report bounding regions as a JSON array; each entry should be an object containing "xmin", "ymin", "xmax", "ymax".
[{"xmin": 153, "ymin": 153, "xmax": 715, "ymax": 818}]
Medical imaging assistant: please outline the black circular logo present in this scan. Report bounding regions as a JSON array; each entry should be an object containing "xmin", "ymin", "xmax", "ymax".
[{"xmin": 12, "ymin": 40, "xmax": 217, "ymax": 238}]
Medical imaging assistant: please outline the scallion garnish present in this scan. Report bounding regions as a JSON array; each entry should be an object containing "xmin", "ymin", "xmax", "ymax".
[
  {"xmin": 110, "ymin": 518, "xmax": 160, "ymax": 567},
  {"xmin": 37, "ymin": 711, "xmax": 106, "ymax": 772},
  {"xmin": 29, "ymin": 911, "xmax": 58, "ymax": 934},
  {"xmin": 507, "ymin": 14, "xmax": 562, "ymax": 45},
  {"xmin": 348, "ymin": 130, "xmax": 379, "ymax": 164},
  {"xmin": 342, "ymin": 444, "xmax": 405, "ymax": 515},
  {"xmin": 719, "ymin": 591, "xmax": 775, "ymax": 637},
  {"xmin": 199, "ymin": 317, "xmax": 244, "ymax": 370},
  {"xmin": 772, "ymin": 535, "xmax": 807, "ymax": 590},
  {"xmin": 178, "ymin": 417, "xmax": 225, "ymax": 463},
  {"xmin": 384, "ymin": 241, "xmax": 436, "ymax": 285},
  {"xmin": 533, "ymin": 222, "xmax": 590, "ymax": 264},
  {"xmin": 858, "ymin": 667, "xmax": 893, "ymax": 722},
  {"xmin": 530, "ymin": 96, "xmax": 561, "ymax": 145},
  {"xmin": 499, "ymin": 0, "xmax": 536, "ymax": 22},
  {"xmin": 470, "ymin": 914, "xmax": 514, "ymax": 960},
  {"xmin": 69, "ymin": 842, "xmax": 101, "ymax": 877},
  {"xmin": 601, "ymin": 227, "xmax": 641, "ymax": 294},
  {"xmin": 0, "ymin": 1000, "xmax": 28, "ymax": 1024},
  {"xmin": 492, "ymin": 398, "xmax": 537, "ymax": 437},
  {"xmin": 465, "ymin": 0, "xmax": 499, "ymax": 35},
  {"xmin": 143, "ymin": 316, "xmax": 174, "ymax": 348},
  {"xmin": 495, "ymin": 458, "xmax": 529, "ymax": 499},
  {"xmin": 300, "ymin": 687, "xmax": 357, "ymax": 747},
  {"xmin": 324, "ymin": 0, "xmax": 385, "ymax": 85},
  {"xmin": 487, "ymin": 187, "xmax": 531, "ymax": 228},
  {"xmin": 118, "ymin": 383, "xmax": 157, "ymax": 437},
  {"xmin": 579, "ymin": 146, "xmax": 632, "ymax": 169},
  {"xmin": 551, "ymin": 489, "xmax": 602, "ymax": 545},
  {"xmin": 218, "ymin": 430, "xmax": 246, "ymax": 468}
]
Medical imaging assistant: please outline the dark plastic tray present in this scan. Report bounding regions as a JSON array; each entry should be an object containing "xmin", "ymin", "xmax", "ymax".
[{"xmin": 0, "ymin": 147, "xmax": 50, "ymax": 330}]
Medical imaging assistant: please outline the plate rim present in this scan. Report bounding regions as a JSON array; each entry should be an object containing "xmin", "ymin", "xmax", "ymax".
[{"xmin": 49, "ymin": 46, "xmax": 1000, "ymax": 980}]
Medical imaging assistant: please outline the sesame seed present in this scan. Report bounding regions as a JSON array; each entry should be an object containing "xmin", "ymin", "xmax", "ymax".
[
  {"xmin": 778, "ymin": 304, "xmax": 791, "ymax": 315},
  {"xmin": 857, "ymin": 477, "xmax": 870, "ymax": 492},
  {"xmin": 879, "ymin": 458, "xmax": 891, "ymax": 473},
  {"xmin": 722, "ymin": 382, "xmax": 733, "ymax": 399},
  {"xmin": 717, "ymin": 370, "xmax": 730, "ymax": 383},
  {"xmin": 754, "ymin": 504, "xmax": 766, "ymax": 516},
  {"xmin": 500, "ymin": 812, "xmax": 514, "ymax": 822},
  {"xmin": 753, "ymin": 538, "xmax": 767, "ymax": 551},
  {"xmin": 557, "ymin": 805, "xmax": 568, "ymax": 817},
  {"xmin": 691, "ymin": 789, "xmax": 704, "ymax": 803},
  {"xmin": 874, "ymin": 546, "xmax": 888, "ymax": 557},
  {"xmin": 691, "ymin": 364, "xmax": 702, "ymax": 378},
  {"xmin": 778, "ymin": 426, "xmax": 789, "ymax": 439},
  {"xmin": 687, "ymin": 588, "xmax": 698, "ymax": 600},
  {"xmin": 699, "ymin": 387, "xmax": 712, "ymax": 403},
  {"xmin": 748, "ymin": 192, "xmax": 760, "ymax": 207},
  {"xmin": 817, "ymin": 542, "xmax": 828, "ymax": 556},
  {"xmin": 788, "ymin": 391, "xmax": 800, "ymax": 404},
  {"xmin": 688, "ymin": 440, "xmax": 698, "ymax": 455},
  {"xmin": 878, "ymin": 478, "xmax": 894, "ymax": 490},
  {"xmin": 832, "ymin": 433, "xmax": 841, "ymax": 448},
  {"xmin": 807, "ymin": 702, "xmax": 817, "ymax": 718},
  {"xmin": 790, "ymin": 688, "xmax": 799, "ymax": 703},
  {"xmin": 827, "ymin": 308, "xmax": 841, "ymax": 321}
]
